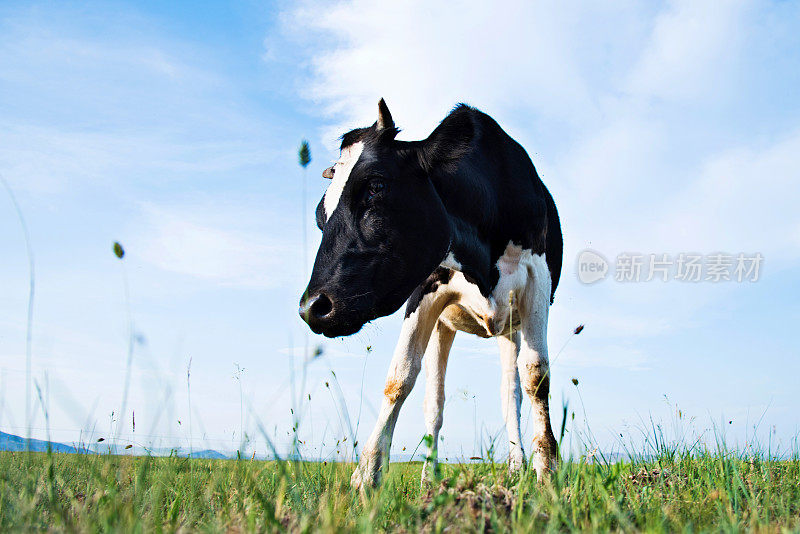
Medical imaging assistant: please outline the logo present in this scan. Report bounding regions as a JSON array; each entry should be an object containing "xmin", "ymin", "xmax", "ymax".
[{"xmin": 577, "ymin": 249, "xmax": 609, "ymax": 284}]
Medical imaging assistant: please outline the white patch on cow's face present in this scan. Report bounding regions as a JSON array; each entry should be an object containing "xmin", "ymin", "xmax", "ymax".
[
  {"xmin": 440, "ymin": 251, "xmax": 462, "ymax": 270},
  {"xmin": 324, "ymin": 141, "xmax": 364, "ymax": 218}
]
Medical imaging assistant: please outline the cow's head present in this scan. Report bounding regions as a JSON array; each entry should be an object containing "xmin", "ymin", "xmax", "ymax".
[{"xmin": 298, "ymin": 99, "xmax": 473, "ymax": 337}]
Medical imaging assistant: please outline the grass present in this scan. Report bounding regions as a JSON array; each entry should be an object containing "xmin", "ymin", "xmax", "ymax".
[{"xmin": 1, "ymin": 449, "xmax": 799, "ymax": 532}]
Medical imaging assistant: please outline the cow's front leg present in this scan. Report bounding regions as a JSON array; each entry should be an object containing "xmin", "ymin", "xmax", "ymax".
[
  {"xmin": 517, "ymin": 255, "xmax": 558, "ymax": 480},
  {"xmin": 421, "ymin": 321, "xmax": 455, "ymax": 486},
  {"xmin": 351, "ymin": 300, "xmax": 445, "ymax": 490},
  {"xmin": 497, "ymin": 331, "xmax": 525, "ymax": 472}
]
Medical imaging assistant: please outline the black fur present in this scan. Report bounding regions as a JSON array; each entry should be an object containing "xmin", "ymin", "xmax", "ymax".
[
  {"xmin": 404, "ymin": 267, "xmax": 453, "ymax": 318},
  {"xmin": 300, "ymin": 103, "xmax": 562, "ymax": 338},
  {"xmin": 340, "ymin": 127, "xmax": 369, "ymax": 150}
]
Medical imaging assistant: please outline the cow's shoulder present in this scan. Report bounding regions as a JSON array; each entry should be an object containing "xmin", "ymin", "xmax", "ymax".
[{"xmin": 404, "ymin": 267, "xmax": 453, "ymax": 318}]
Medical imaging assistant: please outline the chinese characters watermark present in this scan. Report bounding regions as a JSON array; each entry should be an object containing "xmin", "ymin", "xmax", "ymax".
[{"xmin": 577, "ymin": 250, "xmax": 763, "ymax": 284}]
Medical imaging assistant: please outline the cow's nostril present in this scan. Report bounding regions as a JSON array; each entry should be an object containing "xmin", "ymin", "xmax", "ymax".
[
  {"xmin": 299, "ymin": 292, "xmax": 336, "ymax": 326},
  {"xmin": 310, "ymin": 293, "xmax": 333, "ymax": 318}
]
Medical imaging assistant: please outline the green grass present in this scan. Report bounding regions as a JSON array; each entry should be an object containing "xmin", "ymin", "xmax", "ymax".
[{"xmin": 1, "ymin": 450, "xmax": 799, "ymax": 532}]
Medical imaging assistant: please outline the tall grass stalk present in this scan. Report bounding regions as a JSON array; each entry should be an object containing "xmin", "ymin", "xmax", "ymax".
[
  {"xmin": 0, "ymin": 174, "xmax": 35, "ymax": 450},
  {"xmin": 113, "ymin": 242, "xmax": 135, "ymax": 450},
  {"xmin": 187, "ymin": 356, "xmax": 193, "ymax": 459},
  {"xmin": 233, "ymin": 363, "xmax": 246, "ymax": 454},
  {"xmin": 297, "ymin": 140, "xmax": 312, "ymax": 459}
]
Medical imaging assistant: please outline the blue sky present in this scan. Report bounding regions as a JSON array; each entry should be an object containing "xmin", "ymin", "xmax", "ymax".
[{"xmin": 0, "ymin": 0, "xmax": 798, "ymax": 460}]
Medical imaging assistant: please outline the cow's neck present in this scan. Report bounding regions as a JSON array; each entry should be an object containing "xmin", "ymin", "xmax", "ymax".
[{"xmin": 430, "ymin": 175, "xmax": 498, "ymax": 297}]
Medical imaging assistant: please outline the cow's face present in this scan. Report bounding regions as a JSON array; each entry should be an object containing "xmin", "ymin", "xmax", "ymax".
[{"xmin": 299, "ymin": 100, "xmax": 454, "ymax": 337}]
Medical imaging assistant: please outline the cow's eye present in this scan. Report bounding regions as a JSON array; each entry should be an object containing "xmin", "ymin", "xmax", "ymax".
[{"xmin": 366, "ymin": 178, "xmax": 386, "ymax": 199}]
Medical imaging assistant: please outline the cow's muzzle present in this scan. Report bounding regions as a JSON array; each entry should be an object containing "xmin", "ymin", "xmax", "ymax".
[
  {"xmin": 299, "ymin": 291, "xmax": 333, "ymax": 327},
  {"xmin": 299, "ymin": 290, "xmax": 364, "ymax": 337}
]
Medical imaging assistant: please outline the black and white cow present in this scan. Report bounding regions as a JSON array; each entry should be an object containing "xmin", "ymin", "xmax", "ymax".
[{"xmin": 299, "ymin": 100, "xmax": 562, "ymax": 489}]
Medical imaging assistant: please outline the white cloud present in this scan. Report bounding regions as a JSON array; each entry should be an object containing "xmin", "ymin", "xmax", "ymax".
[
  {"xmin": 554, "ymin": 118, "xmax": 667, "ymax": 219},
  {"xmin": 0, "ymin": 124, "xmax": 274, "ymax": 196},
  {"xmin": 284, "ymin": 0, "xmax": 797, "ymax": 277},
  {"xmin": 655, "ymin": 130, "xmax": 800, "ymax": 259},
  {"xmin": 134, "ymin": 202, "xmax": 298, "ymax": 288},
  {"xmin": 288, "ymin": 0, "xmax": 654, "ymax": 143},
  {"xmin": 627, "ymin": 0, "xmax": 751, "ymax": 101}
]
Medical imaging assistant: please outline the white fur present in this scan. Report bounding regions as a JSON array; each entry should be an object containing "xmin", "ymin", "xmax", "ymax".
[
  {"xmin": 439, "ymin": 271, "xmax": 494, "ymax": 335},
  {"xmin": 323, "ymin": 141, "xmax": 364, "ymax": 218},
  {"xmin": 498, "ymin": 331, "xmax": 524, "ymax": 470},
  {"xmin": 353, "ymin": 242, "xmax": 556, "ymax": 488},
  {"xmin": 440, "ymin": 251, "xmax": 462, "ymax": 270},
  {"xmin": 351, "ymin": 284, "xmax": 452, "ymax": 489},
  {"xmin": 516, "ymin": 251, "xmax": 554, "ymax": 479},
  {"xmin": 488, "ymin": 243, "xmax": 537, "ymax": 335},
  {"xmin": 439, "ymin": 244, "xmax": 544, "ymax": 337},
  {"xmin": 421, "ymin": 321, "xmax": 455, "ymax": 484}
]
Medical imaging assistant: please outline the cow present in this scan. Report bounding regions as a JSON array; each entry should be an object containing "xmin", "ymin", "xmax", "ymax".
[{"xmin": 299, "ymin": 99, "xmax": 562, "ymax": 489}]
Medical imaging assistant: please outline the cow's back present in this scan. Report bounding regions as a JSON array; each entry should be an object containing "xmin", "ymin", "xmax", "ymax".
[{"xmin": 433, "ymin": 106, "xmax": 563, "ymax": 302}]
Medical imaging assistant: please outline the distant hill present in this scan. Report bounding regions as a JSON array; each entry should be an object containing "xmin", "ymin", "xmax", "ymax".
[
  {"xmin": 189, "ymin": 449, "xmax": 228, "ymax": 460},
  {"xmin": 0, "ymin": 431, "xmax": 84, "ymax": 454},
  {"xmin": 0, "ymin": 431, "xmax": 227, "ymax": 459}
]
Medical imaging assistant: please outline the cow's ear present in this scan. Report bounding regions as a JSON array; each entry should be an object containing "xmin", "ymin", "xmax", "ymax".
[
  {"xmin": 420, "ymin": 107, "xmax": 475, "ymax": 173},
  {"xmin": 376, "ymin": 98, "xmax": 394, "ymax": 131}
]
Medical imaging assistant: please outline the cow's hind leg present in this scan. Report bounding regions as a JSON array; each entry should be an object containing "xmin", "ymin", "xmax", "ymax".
[
  {"xmin": 351, "ymin": 297, "xmax": 446, "ymax": 490},
  {"xmin": 497, "ymin": 331, "xmax": 525, "ymax": 472},
  {"xmin": 421, "ymin": 320, "xmax": 455, "ymax": 485},
  {"xmin": 518, "ymin": 254, "xmax": 558, "ymax": 480}
]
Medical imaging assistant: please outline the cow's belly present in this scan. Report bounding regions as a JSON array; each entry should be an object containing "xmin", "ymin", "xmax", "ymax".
[
  {"xmin": 439, "ymin": 302, "xmax": 522, "ymax": 338},
  {"xmin": 439, "ymin": 303, "xmax": 492, "ymax": 337},
  {"xmin": 435, "ymin": 272, "xmax": 523, "ymax": 338},
  {"xmin": 435, "ymin": 243, "xmax": 544, "ymax": 338}
]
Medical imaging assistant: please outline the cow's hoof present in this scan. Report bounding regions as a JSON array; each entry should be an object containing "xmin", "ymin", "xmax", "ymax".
[
  {"xmin": 530, "ymin": 452, "xmax": 557, "ymax": 481},
  {"xmin": 420, "ymin": 461, "xmax": 438, "ymax": 487},
  {"xmin": 351, "ymin": 453, "xmax": 382, "ymax": 490},
  {"xmin": 529, "ymin": 432, "xmax": 558, "ymax": 481},
  {"xmin": 350, "ymin": 466, "xmax": 371, "ymax": 490},
  {"xmin": 508, "ymin": 450, "xmax": 525, "ymax": 473}
]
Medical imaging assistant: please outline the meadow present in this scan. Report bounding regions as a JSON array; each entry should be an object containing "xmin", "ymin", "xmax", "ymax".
[{"xmin": 1, "ymin": 447, "xmax": 799, "ymax": 532}]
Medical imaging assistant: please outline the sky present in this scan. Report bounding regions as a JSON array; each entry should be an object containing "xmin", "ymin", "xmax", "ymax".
[{"xmin": 0, "ymin": 0, "xmax": 798, "ymax": 460}]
